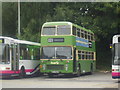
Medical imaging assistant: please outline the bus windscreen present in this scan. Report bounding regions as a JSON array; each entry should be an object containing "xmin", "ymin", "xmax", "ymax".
[
  {"xmin": 41, "ymin": 47, "xmax": 72, "ymax": 59},
  {"xmin": 113, "ymin": 43, "xmax": 120, "ymax": 65}
]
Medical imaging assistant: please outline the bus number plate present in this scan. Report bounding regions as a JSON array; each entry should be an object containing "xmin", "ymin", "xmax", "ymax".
[{"xmin": 52, "ymin": 71, "xmax": 59, "ymax": 73}]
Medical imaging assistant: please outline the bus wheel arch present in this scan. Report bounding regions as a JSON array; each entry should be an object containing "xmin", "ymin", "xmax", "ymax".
[{"xmin": 19, "ymin": 66, "xmax": 26, "ymax": 78}]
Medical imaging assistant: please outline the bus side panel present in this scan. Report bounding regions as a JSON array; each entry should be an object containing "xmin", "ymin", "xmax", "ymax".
[
  {"xmin": 79, "ymin": 60, "xmax": 95, "ymax": 73},
  {"xmin": 19, "ymin": 60, "xmax": 40, "ymax": 75}
]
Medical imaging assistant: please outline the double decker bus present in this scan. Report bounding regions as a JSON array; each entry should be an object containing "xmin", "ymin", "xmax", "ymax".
[
  {"xmin": 0, "ymin": 36, "xmax": 40, "ymax": 78},
  {"xmin": 111, "ymin": 35, "xmax": 120, "ymax": 79},
  {"xmin": 40, "ymin": 21, "xmax": 96, "ymax": 76}
]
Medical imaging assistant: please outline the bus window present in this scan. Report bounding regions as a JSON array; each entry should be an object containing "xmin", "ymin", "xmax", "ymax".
[
  {"xmin": 88, "ymin": 52, "xmax": 91, "ymax": 60},
  {"xmin": 57, "ymin": 25, "xmax": 71, "ymax": 35},
  {"xmin": 20, "ymin": 45, "xmax": 27, "ymax": 60},
  {"xmin": 81, "ymin": 30, "xmax": 85, "ymax": 38},
  {"xmin": 0, "ymin": 44, "xmax": 10, "ymax": 64},
  {"xmin": 77, "ymin": 28, "xmax": 80, "ymax": 37},
  {"xmin": 72, "ymin": 26, "xmax": 76, "ymax": 36},
  {"xmin": 91, "ymin": 52, "xmax": 94, "ymax": 60},
  {"xmin": 56, "ymin": 47, "xmax": 72, "ymax": 59},
  {"xmin": 88, "ymin": 32, "xmax": 91, "ymax": 41},
  {"xmin": 86, "ymin": 52, "xmax": 89, "ymax": 60},
  {"xmin": 42, "ymin": 26, "xmax": 56, "ymax": 35},
  {"xmin": 41, "ymin": 47, "xmax": 55, "ymax": 59},
  {"xmin": 27, "ymin": 48, "xmax": 31, "ymax": 60},
  {"xmin": 41, "ymin": 47, "xmax": 72, "ymax": 59},
  {"xmin": 33, "ymin": 48, "xmax": 40, "ymax": 60},
  {"xmin": 78, "ymin": 51, "xmax": 81, "ymax": 59},
  {"xmin": 85, "ymin": 31, "xmax": 87, "ymax": 39},
  {"xmin": 81, "ymin": 51, "xmax": 85, "ymax": 60}
]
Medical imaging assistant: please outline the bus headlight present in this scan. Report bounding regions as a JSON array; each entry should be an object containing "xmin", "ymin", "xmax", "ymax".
[{"xmin": 40, "ymin": 65, "xmax": 42, "ymax": 68}]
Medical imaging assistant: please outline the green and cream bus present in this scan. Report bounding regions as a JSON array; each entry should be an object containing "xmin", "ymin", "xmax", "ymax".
[{"xmin": 40, "ymin": 21, "xmax": 96, "ymax": 76}]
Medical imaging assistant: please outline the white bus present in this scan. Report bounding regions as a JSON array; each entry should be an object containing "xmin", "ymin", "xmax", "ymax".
[
  {"xmin": 0, "ymin": 36, "xmax": 41, "ymax": 78},
  {"xmin": 112, "ymin": 35, "xmax": 120, "ymax": 79}
]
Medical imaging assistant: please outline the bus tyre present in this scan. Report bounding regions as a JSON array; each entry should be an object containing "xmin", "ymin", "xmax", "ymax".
[{"xmin": 19, "ymin": 67, "xmax": 26, "ymax": 78}]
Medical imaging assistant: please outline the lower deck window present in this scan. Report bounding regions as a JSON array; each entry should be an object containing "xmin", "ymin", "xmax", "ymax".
[{"xmin": 78, "ymin": 50, "xmax": 95, "ymax": 60}]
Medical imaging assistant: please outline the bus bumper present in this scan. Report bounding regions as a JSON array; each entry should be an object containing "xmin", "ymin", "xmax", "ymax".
[
  {"xmin": 112, "ymin": 72, "xmax": 120, "ymax": 79},
  {"xmin": 0, "ymin": 71, "xmax": 20, "ymax": 78}
]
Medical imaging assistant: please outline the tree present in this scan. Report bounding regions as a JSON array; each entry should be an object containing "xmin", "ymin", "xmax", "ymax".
[{"xmin": 2, "ymin": 2, "xmax": 18, "ymax": 38}]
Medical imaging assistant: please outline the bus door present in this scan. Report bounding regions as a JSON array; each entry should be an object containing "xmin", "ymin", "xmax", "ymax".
[
  {"xmin": 73, "ymin": 48, "xmax": 77, "ymax": 72},
  {"xmin": 11, "ymin": 44, "xmax": 19, "ymax": 71}
]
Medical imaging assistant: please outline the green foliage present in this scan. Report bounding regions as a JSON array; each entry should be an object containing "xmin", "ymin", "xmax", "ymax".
[{"xmin": 2, "ymin": 2, "xmax": 18, "ymax": 38}]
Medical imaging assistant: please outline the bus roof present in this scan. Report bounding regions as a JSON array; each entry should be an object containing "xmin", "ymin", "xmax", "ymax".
[
  {"xmin": 42, "ymin": 21, "xmax": 94, "ymax": 33},
  {"xmin": 0, "ymin": 36, "xmax": 40, "ymax": 46},
  {"xmin": 43, "ymin": 21, "xmax": 72, "ymax": 26}
]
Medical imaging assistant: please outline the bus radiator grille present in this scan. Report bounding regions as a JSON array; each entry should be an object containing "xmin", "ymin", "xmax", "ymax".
[{"xmin": 46, "ymin": 65, "xmax": 64, "ymax": 70}]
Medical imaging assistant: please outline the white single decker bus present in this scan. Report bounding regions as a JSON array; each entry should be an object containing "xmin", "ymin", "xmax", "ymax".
[
  {"xmin": 0, "ymin": 36, "xmax": 40, "ymax": 78},
  {"xmin": 111, "ymin": 35, "xmax": 120, "ymax": 79}
]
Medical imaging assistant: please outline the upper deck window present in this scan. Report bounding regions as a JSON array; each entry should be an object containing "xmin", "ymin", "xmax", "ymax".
[
  {"xmin": 42, "ymin": 25, "xmax": 71, "ymax": 35},
  {"xmin": 42, "ymin": 26, "xmax": 56, "ymax": 35},
  {"xmin": 57, "ymin": 25, "xmax": 71, "ymax": 35}
]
